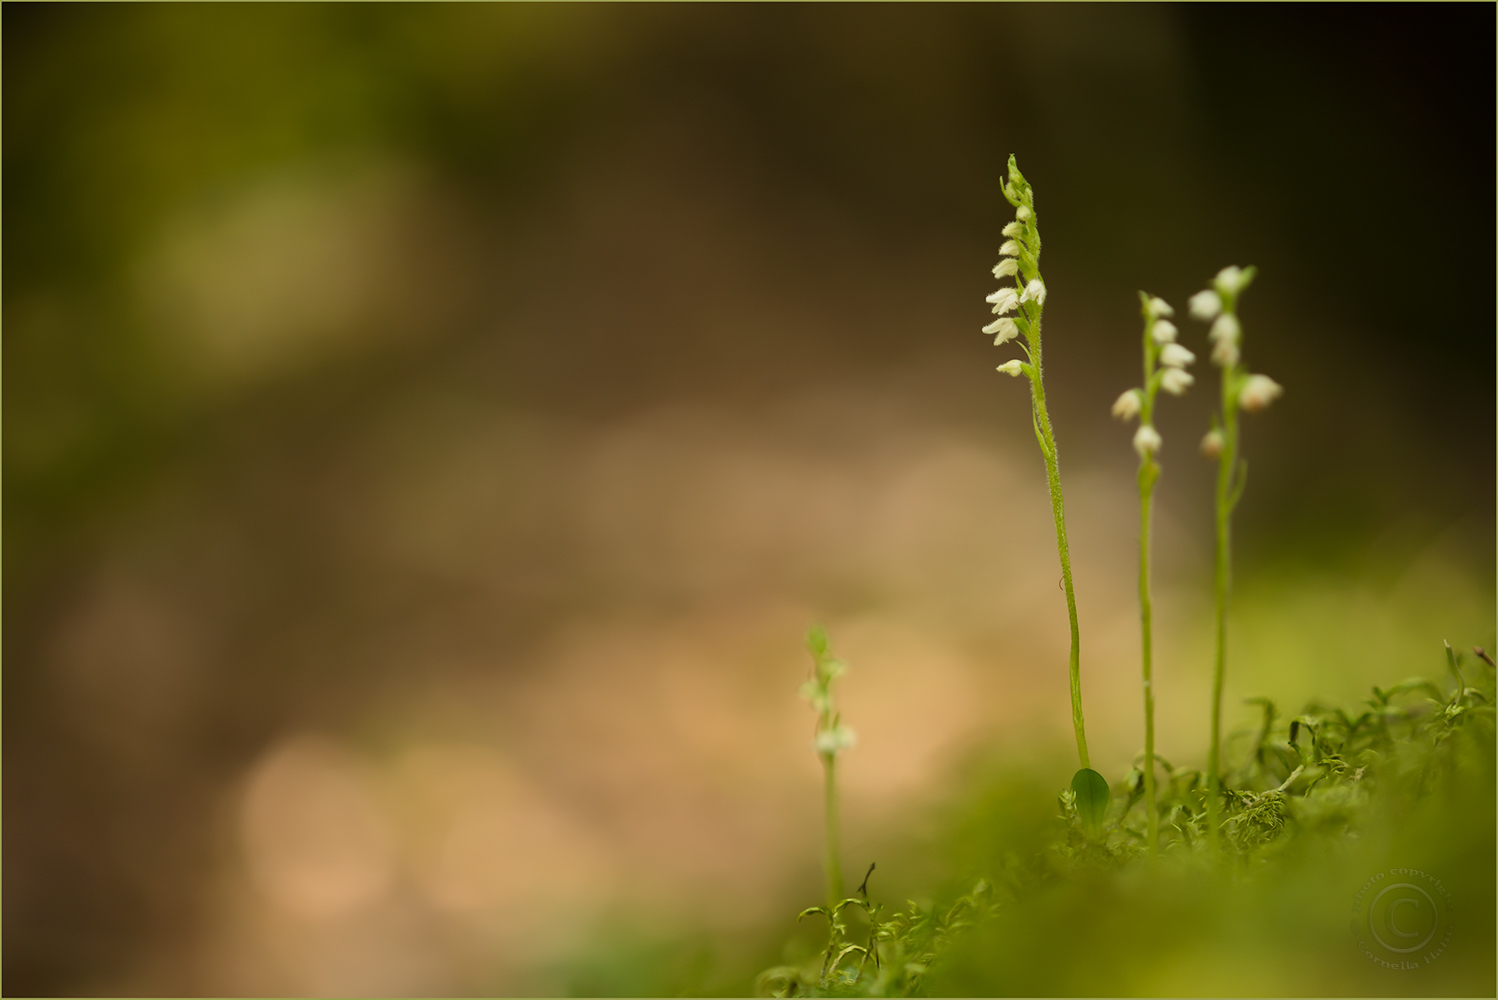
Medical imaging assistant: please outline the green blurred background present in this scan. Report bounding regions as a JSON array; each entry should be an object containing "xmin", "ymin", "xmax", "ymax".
[{"xmin": 5, "ymin": 4, "xmax": 1493, "ymax": 996}]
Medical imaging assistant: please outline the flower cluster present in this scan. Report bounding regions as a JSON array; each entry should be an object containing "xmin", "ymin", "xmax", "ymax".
[
  {"xmin": 1111, "ymin": 293, "xmax": 1195, "ymax": 458},
  {"xmin": 983, "ymin": 158, "xmax": 1045, "ymax": 379},
  {"xmin": 1190, "ymin": 266, "xmax": 1282, "ymax": 455},
  {"xmin": 799, "ymin": 626, "xmax": 856, "ymax": 758}
]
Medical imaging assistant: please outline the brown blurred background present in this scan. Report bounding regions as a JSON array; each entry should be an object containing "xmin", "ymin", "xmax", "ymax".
[{"xmin": 5, "ymin": 4, "xmax": 1494, "ymax": 995}]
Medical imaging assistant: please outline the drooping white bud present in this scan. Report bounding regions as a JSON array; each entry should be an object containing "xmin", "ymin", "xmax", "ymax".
[
  {"xmin": 1159, "ymin": 343, "xmax": 1195, "ymax": 368},
  {"xmin": 1238, "ymin": 373, "xmax": 1283, "ymax": 413},
  {"xmin": 1111, "ymin": 388, "xmax": 1143, "ymax": 420},
  {"xmin": 1211, "ymin": 337, "xmax": 1240, "ymax": 368},
  {"xmin": 1148, "ymin": 297, "xmax": 1174, "ymax": 319},
  {"xmin": 1133, "ymin": 424, "xmax": 1162, "ymax": 457},
  {"xmin": 999, "ymin": 240, "xmax": 1021, "ymax": 257},
  {"xmin": 1215, "ymin": 265, "xmax": 1247, "ymax": 295},
  {"xmin": 1208, "ymin": 314, "xmax": 1241, "ymax": 344},
  {"xmin": 1002, "ymin": 221, "xmax": 1025, "ymax": 238},
  {"xmin": 1159, "ymin": 367, "xmax": 1194, "ymax": 396},
  {"xmin": 1189, "ymin": 289, "xmax": 1222, "ymax": 321},
  {"xmin": 1019, "ymin": 278, "xmax": 1047, "ymax": 305},
  {"xmin": 983, "ymin": 317, "xmax": 1019, "ymax": 344},
  {"xmin": 1016, "ymin": 205, "xmax": 1033, "ymax": 222},
  {"xmin": 1200, "ymin": 429, "xmax": 1225, "ymax": 457},
  {"xmin": 996, "ymin": 359, "xmax": 1026, "ymax": 377},
  {"xmin": 986, "ymin": 287, "xmax": 1019, "ymax": 314},
  {"xmin": 1151, "ymin": 319, "xmax": 1178, "ymax": 344},
  {"xmin": 992, "ymin": 258, "xmax": 1019, "ymax": 279}
]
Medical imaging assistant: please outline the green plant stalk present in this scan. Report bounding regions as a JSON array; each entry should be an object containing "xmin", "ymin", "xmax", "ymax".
[
  {"xmin": 1136, "ymin": 317, "xmax": 1162, "ymax": 854},
  {"xmin": 822, "ymin": 751, "xmax": 843, "ymax": 907},
  {"xmin": 1029, "ymin": 360, "xmax": 1090, "ymax": 771},
  {"xmin": 1138, "ymin": 463, "xmax": 1158, "ymax": 855},
  {"xmin": 1206, "ymin": 351, "xmax": 1241, "ymax": 853},
  {"xmin": 1003, "ymin": 159, "xmax": 1089, "ymax": 773}
]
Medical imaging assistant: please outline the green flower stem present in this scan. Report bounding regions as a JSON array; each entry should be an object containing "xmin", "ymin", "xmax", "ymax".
[
  {"xmin": 821, "ymin": 752, "xmax": 843, "ymax": 907},
  {"xmin": 1206, "ymin": 365, "xmax": 1240, "ymax": 853},
  {"xmin": 1136, "ymin": 317, "xmax": 1161, "ymax": 858},
  {"xmin": 1029, "ymin": 361, "xmax": 1090, "ymax": 771}
]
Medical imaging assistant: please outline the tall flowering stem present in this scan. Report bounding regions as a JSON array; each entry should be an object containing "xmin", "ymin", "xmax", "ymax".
[
  {"xmin": 985, "ymin": 155, "xmax": 1089, "ymax": 770},
  {"xmin": 800, "ymin": 626, "xmax": 856, "ymax": 907},
  {"xmin": 1111, "ymin": 294, "xmax": 1195, "ymax": 857},
  {"xmin": 1189, "ymin": 266, "xmax": 1282, "ymax": 853}
]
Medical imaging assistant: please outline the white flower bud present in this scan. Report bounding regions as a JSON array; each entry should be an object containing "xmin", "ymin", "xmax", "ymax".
[
  {"xmin": 1150, "ymin": 319, "xmax": 1178, "ymax": 345},
  {"xmin": 1208, "ymin": 313, "xmax": 1241, "ymax": 344},
  {"xmin": 1111, "ymin": 388, "xmax": 1142, "ymax": 420},
  {"xmin": 986, "ymin": 287, "xmax": 1019, "ymax": 314},
  {"xmin": 1215, "ymin": 265, "xmax": 1247, "ymax": 295},
  {"xmin": 996, "ymin": 359, "xmax": 1025, "ymax": 377},
  {"xmin": 1189, "ymin": 289, "xmax": 1222, "ymax": 321},
  {"xmin": 999, "ymin": 240, "xmax": 1021, "ymax": 257},
  {"xmin": 1159, "ymin": 367, "xmax": 1194, "ymax": 396},
  {"xmin": 1019, "ymin": 278, "xmax": 1047, "ymax": 305},
  {"xmin": 983, "ymin": 317, "xmax": 1019, "ymax": 344},
  {"xmin": 1147, "ymin": 297, "xmax": 1174, "ymax": 319},
  {"xmin": 1200, "ymin": 429, "xmax": 1225, "ymax": 457},
  {"xmin": 1211, "ymin": 337, "xmax": 1240, "ymax": 368},
  {"xmin": 1159, "ymin": 343, "xmax": 1195, "ymax": 368},
  {"xmin": 1002, "ymin": 221, "xmax": 1025, "ymax": 238},
  {"xmin": 1016, "ymin": 205, "xmax": 1033, "ymax": 221},
  {"xmin": 992, "ymin": 258, "xmax": 1018, "ymax": 279},
  {"xmin": 1238, "ymin": 373, "xmax": 1283, "ymax": 413},
  {"xmin": 814, "ymin": 724, "xmax": 857, "ymax": 755},
  {"xmin": 1133, "ymin": 424, "xmax": 1162, "ymax": 457}
]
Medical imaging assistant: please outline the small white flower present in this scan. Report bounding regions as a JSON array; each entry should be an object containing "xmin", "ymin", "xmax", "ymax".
[
  {"xmin": 1215, "ymin": 265, "xmax": 1247, "ymax": 295},
  {"xmin": 1189, "ymin": 289, "xmax": 1222, "ymax": 321},
  {"xmin": 814, "ymin": 725, "xmax": 857, "ymax": 755},
  {"xmin": 1211, "ymin": 337, "xmax": 1240, "ymax": 368},
  {"xmin": 1208, "ymin": 313, "xmax": 1240, "ymax": 344},
  {"xmin": 1016, "ymin": 205, "xmax": 1033, "ymax": 221},
  {"xmin": 996, "ymin": 359, "xmax": 1026, "ymax": 377},
  {"xmin": 1133, "ymin": 424, "xmax": 1162, "ymax": 457},
  {"xmin": 1147, "ymin": 297, "xmax": 1174, "ymax": 319},
  {"xmin": 1159, "ymin": 343, "xmax": 1195, "ymax": 368},
  {"xmin": 1111, "ymin": 388, "xmax": 1142, "ymax": 420},
  {"xmin": 1002, "ymin": 221, "xmax": 1025, "ymax": 238},
  {"xmin": 1159, "ymin": 367, "xmax": 1194, "ymax": 396},
  {"xmin": 999, "ymin": 239, "xmax": 1021, "ymax": 257},
  {"xmin": 986, "ymin": 287, "xmax": 1019, "ymax": 314},
  {"xmin": 992, "ymin": 258, "xmax": 1018, "ymax": 279},
  {"xmin": 1200, "ymin": 428, "xmax": 1225, "ymax": 457},
  {"xmin": 1150, "ymin": 319, "xmax": 1178, "ymax": 345},
  {"xmin": 1019, "ymin": 278, "xmax": 1047, "ymax": 305},
  {"xmin": 1238, "ymin": 373, "xmax": 1283, "ymax": 413},
  {"xmin": 984, "ymin": 317, "xmax": 1019, "ymax": 344}
]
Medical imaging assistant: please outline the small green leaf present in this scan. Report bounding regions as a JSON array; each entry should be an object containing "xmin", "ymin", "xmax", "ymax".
[{"xmin": 1071, "ymin": 767, "xmax": 1110, "ymax": 838}]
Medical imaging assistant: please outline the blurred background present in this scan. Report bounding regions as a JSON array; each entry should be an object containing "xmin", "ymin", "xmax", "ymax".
[{"xmin": 4, "ymin": 4, "xmax": 1493, "ymax": 996}]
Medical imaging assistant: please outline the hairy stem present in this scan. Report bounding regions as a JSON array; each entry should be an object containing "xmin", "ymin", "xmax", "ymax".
[
  {"xmin": 822, "ymin": 753, "xmax": 843, "ymax": 907},
  {"xmin": 1029, "ymin": 329, "xmax": 1089, "ymax": 770}
]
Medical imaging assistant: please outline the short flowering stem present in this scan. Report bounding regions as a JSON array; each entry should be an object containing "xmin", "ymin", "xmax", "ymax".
[{"xmin": 821, "ymin": 751, "xmax": 843, "ymax": 907}]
